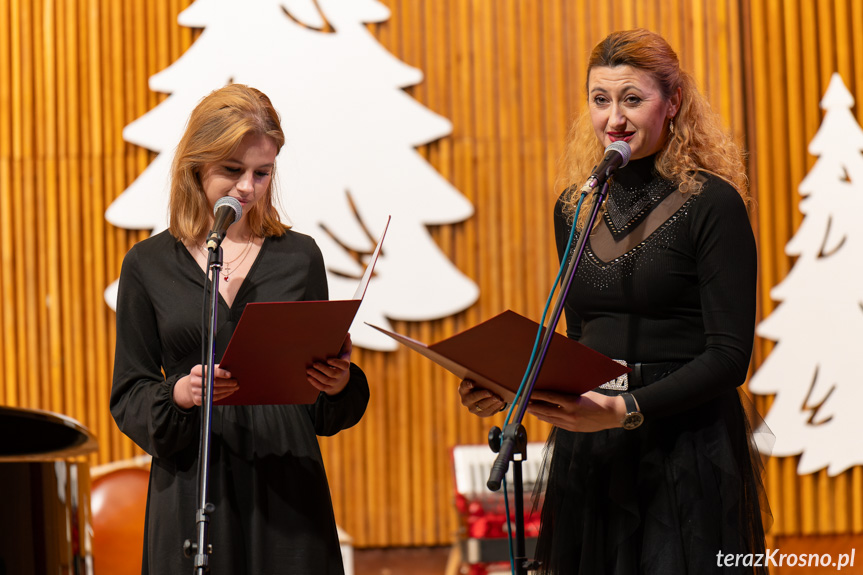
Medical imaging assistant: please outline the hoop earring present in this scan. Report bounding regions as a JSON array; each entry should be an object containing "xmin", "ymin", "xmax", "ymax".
[{"xmin": 669, "ymin": 118, "xmax": 675, "ymax": 135}]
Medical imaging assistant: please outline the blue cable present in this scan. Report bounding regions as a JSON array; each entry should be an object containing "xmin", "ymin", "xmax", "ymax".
[
  {"xmin": 500, "ymin": 191, "xmax": 586, "ymax": 573},
  {"xmin": 503, "ymin": 192, "xmax": 585, "ymax": 426}
]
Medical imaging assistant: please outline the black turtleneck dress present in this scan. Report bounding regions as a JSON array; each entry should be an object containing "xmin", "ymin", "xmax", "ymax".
[
  {"xmin": 111, "ymin": 229, "xmax": 370, "ymax": 574},
  {"xmin": 535, "ymin": 156, "xmax": 768, "ymax": 574}
]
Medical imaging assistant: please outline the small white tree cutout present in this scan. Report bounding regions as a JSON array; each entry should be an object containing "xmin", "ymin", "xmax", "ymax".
[
  {"xmin": 106, "ymin": 0, "xmax": 478, "ymax": 350},
  {"xmin": 749, "ymin": 73, "xmax": 863, "ymax": 476}
]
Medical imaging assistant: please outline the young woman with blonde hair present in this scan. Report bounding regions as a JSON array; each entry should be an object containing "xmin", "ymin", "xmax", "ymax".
[{"xmin": 111, "ymin": 84, "xmax": 369, "ymax": 574}]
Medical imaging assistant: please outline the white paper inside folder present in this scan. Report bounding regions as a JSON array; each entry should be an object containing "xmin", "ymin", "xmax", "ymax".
[{"xmin": 452, "ymin": 443, "xmax": 548, "ymax": 497}]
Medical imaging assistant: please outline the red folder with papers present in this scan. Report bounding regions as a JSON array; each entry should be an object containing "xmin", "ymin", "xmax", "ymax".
[
  {"xmin": 368, "ymin": 310, "xmax": 629, "ymax": 402},
  {"xmin": 216, "ymin": 218, "xmax": 389, "ymax": 405}
]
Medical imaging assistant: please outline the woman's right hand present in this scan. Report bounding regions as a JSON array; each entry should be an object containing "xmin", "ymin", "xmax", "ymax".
[
  {"xmin": 173, "ymin": 364, "xmax": 239, "ymax": 409},
  {"xmin": 458, "ymin": 379, "xmax": 506, "ymax": 418}
]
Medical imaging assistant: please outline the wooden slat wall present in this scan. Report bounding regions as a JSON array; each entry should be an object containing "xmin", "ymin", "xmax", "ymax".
[
  {"xmin": 747, "ymin": 0, "xmax": 863, "ymax": 538},
  {"xmin": 0, "ymin": 0, "xmax": 194, "ymax": 468},
  {"xmin": 0, "ymin": 0, "xmax": 859, "ymax": 548}
]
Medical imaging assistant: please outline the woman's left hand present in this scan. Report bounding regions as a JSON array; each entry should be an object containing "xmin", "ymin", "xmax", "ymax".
[
  {"xmin": 307, "ymin": 334, "xmax": 353, "ymax": 396},
  {"xmin": 525, "ymin": 390, "xmax": 627, "ymax": 432}
]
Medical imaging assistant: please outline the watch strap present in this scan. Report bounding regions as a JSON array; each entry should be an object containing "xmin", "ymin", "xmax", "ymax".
[
  {"xmin": 622, "ymin": 393, "xmax": 639, "ymax": 414},
  {"xmin": 621, "ymin": 393, "xmax": 644, "ymax": 430}
]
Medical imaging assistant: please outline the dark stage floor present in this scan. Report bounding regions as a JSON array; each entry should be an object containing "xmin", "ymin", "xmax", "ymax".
[{"xmin": 354, "ymin": 546, "xmax": 455, "ymax": 575}]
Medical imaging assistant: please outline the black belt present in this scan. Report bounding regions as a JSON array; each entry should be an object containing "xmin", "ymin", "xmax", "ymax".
[{"xmin": 598, "ymin": 361, "xmax": 683, "ymax": 392}]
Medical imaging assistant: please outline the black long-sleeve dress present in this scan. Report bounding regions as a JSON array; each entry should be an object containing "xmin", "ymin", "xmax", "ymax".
[
  {"xmin": 111, "ymin": 229, "xmax": 369, "ymax": 575},
  {"xmin": 536, "ymin": 155, "xmax": 768, "ymax": 574}
]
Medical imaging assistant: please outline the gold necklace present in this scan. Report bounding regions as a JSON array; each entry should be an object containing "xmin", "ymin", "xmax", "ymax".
[{"xmin": 198, "ymin": 235, "xmax": 254, "ymax": 282}]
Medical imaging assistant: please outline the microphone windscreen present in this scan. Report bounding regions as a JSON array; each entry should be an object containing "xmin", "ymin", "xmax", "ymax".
[
  {"xmin": 605, "ymin": 141, "xmax": 632, "ymax": 168},
  {"xmin": 214, "ymin": 196, "xmax": 243, "ymax": 221}
]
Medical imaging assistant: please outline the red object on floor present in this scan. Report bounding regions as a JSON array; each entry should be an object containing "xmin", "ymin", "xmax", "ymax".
[
  {"xmin": 91, "ymin": 467, "xmax": 149, "ymax": 575},
  {"xmin": 451, "ymin": 444, "xmax": 545, "ymax": 574}
]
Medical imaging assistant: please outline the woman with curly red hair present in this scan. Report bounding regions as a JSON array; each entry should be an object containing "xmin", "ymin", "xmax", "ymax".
[{"xmin": 460, "ymin": 29, "xmax": 768, "ymax": 574}]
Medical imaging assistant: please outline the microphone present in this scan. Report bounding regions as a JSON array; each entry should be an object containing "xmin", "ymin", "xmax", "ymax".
[
  {"xmin": 205, "ymin": 196, "xmax": 243, "ymax": 250},
  {"xmin": 580, "ymin": 141, "xmax": 632, "ymax": 193}
]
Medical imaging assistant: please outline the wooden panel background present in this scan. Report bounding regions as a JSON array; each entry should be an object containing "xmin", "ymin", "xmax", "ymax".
[
  {"xmin": 747, "ymin": 0, "xmax": 863, "ymax": 538},
  {"xmin": 0, "ymin": 0, "xmax": 860, "ymax": 548}
]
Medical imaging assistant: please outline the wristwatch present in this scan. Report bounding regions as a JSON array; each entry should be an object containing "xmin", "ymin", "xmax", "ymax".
[{"xmin": 621, "ymin": 393, "xmax": 644, "ymax": 430}]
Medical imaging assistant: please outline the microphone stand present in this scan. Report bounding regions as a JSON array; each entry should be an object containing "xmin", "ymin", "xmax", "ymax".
[
  {"xmin": 183, "ymin": 246, "xmax": 223, "ymax": 574},
  {"xmin": 486, "ymin": 181, "xmax": 610, "ymax": 575}
]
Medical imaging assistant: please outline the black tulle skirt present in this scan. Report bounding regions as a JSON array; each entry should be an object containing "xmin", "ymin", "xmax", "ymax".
[{"xmin": 534, "ymin": 385, "xmax": 770, "ymax": 575}]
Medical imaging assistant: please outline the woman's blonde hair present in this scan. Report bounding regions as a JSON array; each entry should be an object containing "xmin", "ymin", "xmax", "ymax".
[
  {"xmin": 169, "ymin": 84, "xmax": 288, "ymax": 241},
  {"xmin": 559, "ymin": 29, "xmax": 748, "ymax": 227}
]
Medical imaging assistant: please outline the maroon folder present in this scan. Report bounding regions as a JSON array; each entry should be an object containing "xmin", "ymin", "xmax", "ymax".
[
  {"xmin": 216, "ymin": 299, "xmax": 361, "ymax": 405},
  {"xmin": 216, "ymin": 218, "xmax": 389, "ymax": 405},
  {"xmin": 368, "ymin": 310, "xmax": 630, "ymax": 402}
]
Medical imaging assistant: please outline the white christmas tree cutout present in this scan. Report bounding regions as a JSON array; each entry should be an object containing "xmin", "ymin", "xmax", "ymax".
[
  {"xmin": 105, "ymin": 0, "xmax": 479, "ymax": 350},
  {"xmin": 749, "ymin": 73, "xmax": 863, "ymax": 476}
]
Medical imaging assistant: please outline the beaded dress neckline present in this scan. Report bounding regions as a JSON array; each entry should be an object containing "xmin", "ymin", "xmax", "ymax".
[{"xmin": 603, "ymin": 154, "xmax": 677, "ymax": 241}]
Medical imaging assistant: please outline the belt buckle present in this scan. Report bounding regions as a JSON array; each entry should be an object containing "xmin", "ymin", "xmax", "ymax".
[{"xmin": 598, "ymin": 359, "xmax": 629, "ymax": 391}]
